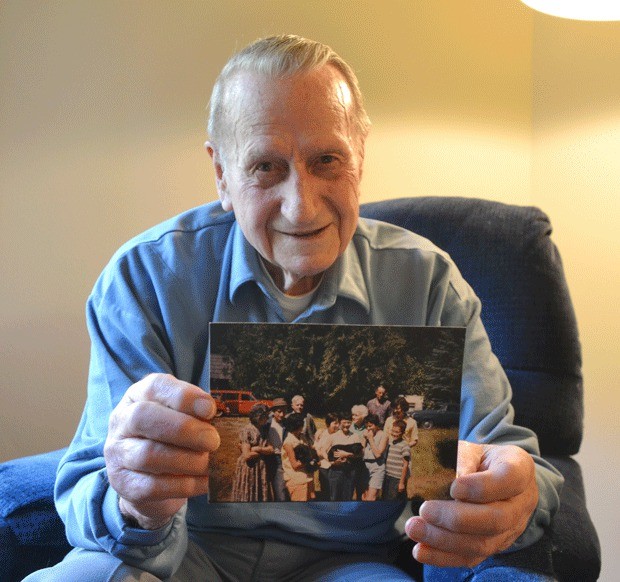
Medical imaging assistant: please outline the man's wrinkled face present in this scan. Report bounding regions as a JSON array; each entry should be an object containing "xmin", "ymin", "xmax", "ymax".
[
  {"xmin": 291, "ymin": 399, "xmax": 304, "ymax": 414},
  {"xmin": 375, "ymin": 386, "xmax": 386, "ymax": 402},
  {"xmin": 352, "ymin": 411, "xmax": 364, "ymax": 426},
  {"xmin": 207, "ymin": 66, "xmax": 364, "ymax": 296}
]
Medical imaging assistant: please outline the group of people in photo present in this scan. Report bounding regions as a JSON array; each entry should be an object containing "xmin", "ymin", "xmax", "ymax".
[{"xmin": 230, "ymin": 386, "xmax": 419, "ymax": 503}]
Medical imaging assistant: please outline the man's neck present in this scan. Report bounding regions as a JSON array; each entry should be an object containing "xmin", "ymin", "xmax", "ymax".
[{"xmin": 263, "ymin": 259, "xmax": 323, "ymax": 296}]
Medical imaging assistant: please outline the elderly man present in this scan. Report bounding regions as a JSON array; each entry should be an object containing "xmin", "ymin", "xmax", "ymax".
[
  {"xmin": 287, "ymin": 394, "xmax": 317, "ymax": 445},
  {"xmin": 367, "ymin": 385, "xmax": 391, "ymax": 426},
  {"xmin": 26, "ymin": 35, "xmax": 562, "ymax": 581}
]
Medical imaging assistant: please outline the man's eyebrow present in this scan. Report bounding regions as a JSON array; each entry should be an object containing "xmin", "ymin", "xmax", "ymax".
[
  {"xmin": 241, "ymin": 147, "xmax": 282, "ymax": 165},
  {"xmin": 308, "ymin": 144, "xmax": 351, "ymax": 159}
]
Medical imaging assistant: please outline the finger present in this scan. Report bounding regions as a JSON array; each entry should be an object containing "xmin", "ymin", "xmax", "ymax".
[
  {"xmin": 125, "ymin": 373, "xmax": 216, "ymax": 420},
  {"xmin": 115, "ymin": 468, "xmax": 211, "ymax": 502},
  {"xmin": 451, "ymin": 446, "xmax": 535, "ymax": 503},
  {"xmin": 406, "ymin": 516, "xmax": 515, "ymax": 565},
  {"xmin": 115, "ymin": 438, "xmax": 212, "ymax": 476},
  {"xmin": 116, "ymin": 401, "xmax": 221, "ymax": 451},
  {"xmin": 414, "ymin": 495, "xmax": 530, "ymax": 536}
]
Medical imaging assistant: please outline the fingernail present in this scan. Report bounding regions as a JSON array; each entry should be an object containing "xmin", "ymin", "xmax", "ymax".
[
  {"xmin": 450, "ymin": 479, "xmax": 465, "ymax": 499},
  {"xmin": 418, "ymin": 501, "xmax": 437, "ymax": 522},
  {"xmin": 405, "ymin": 517, "xmax": 426, "ymax": 540},
  {"xmin": 198, "ymin": 425, "xmax": 221, "ymax": 449},
  {"xmin": 405, "ymin": 517, "xmax": 415, "ymax": 535},
  {"xmin": 194, "ymin": 397, "xmax": 211, "ymax": 419}
]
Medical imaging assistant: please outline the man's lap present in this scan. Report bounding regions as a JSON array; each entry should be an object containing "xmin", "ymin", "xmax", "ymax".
[
  {"xmin": 22, "ymin": 531, "xmax": 556, "ymax": 582},
  {"xmin": 424, "ymin": 565, "xmax": 556, "ymax": 581},
  {"xmin": 22, "ymin": 534, "xmax": 412, "ymax": 582},
  {"xmin": 21, "ymin": 547, "xmax": 159, "ymax": 582}
]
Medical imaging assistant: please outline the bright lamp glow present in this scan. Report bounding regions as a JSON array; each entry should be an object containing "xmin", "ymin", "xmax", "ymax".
[{"xmin": 520, "ymin": 0, "xmax": 620, "ymax": 21}]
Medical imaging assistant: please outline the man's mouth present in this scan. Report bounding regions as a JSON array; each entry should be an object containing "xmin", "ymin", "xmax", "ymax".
[{"xmin": 284, "ymin": 225, "xmax": 329, "ymax": 238}]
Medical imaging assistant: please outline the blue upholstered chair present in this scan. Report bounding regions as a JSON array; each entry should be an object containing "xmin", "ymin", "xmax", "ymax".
[{"xmin": 0, "ymin": 197, "xmax": 601, "ymax": 581}]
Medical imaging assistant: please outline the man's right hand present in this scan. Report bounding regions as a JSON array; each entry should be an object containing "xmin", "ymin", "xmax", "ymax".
[{"xmin": 104, "ymin": 373, "xmax": 220, "ymax": 530}]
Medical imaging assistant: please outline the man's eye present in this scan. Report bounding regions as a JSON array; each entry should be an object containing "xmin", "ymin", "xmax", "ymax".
[
  {"xmin": 319, "ymin": 155, "xmax": 336, "ymax": 165},
  {"xmin": 256, "ymin": 161, "xmax": 274, "ymax": 173}
]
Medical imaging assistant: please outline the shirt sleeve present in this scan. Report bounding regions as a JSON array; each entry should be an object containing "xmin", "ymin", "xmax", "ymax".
[
  {"xmin": 54, "ymin": 246, "xmax": 190, "ymax": 579},
  {"xmin": 401, "ymin": 442, "xmax": 411, "ymax": 461},
  {"xmin": 405, "ymin": 418, "xmax": 419, "ymax": 446}
]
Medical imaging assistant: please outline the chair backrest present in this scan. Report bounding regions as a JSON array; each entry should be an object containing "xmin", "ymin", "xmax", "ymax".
[{"xmin": 360, "ymin": 196, "xmax": 583, "ymax": 456}]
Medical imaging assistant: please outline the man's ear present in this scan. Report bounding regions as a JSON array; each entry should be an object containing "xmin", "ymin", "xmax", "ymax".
[
  {"xmin": 205, "ymin": 141, "xmax": 232, "ymax": 211},
  {"xmin": 356, "ymin": 138, "xmax": 366, "ymax": 182}
]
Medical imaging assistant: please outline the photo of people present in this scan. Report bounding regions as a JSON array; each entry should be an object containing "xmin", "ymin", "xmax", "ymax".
[{"xmin": 208, "ymin": 322, "xmax": 464, "ymax": 503}]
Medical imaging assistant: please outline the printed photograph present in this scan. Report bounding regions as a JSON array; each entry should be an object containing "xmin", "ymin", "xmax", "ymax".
[{"xmin": 208, "ymin": 323, "xmax": 465, "ymax": 504}]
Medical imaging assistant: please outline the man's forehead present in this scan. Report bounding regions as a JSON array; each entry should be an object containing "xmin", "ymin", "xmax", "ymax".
[
  {"xmin": 214, "ymin": 67, "xmax": 365, "ymax": 164},
  {"xmin": 237, "ymin": 129, "xmax": 351, "ymax": 165},
  {"xmin": 225, "ymin": 68, "xmax": 354, "ymax": 128},
  {"xmin": 226, "ymin": 65, "xmax": 349, "ymax": 101}
]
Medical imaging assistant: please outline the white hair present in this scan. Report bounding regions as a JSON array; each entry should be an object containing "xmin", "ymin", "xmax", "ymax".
[
  {"xmin": 351, "ymin": 404, "xmax": 368, "ymax": 417},
  {"xmin": 208, "ymin": 34, "xmax": 370, "ymax": 149}
]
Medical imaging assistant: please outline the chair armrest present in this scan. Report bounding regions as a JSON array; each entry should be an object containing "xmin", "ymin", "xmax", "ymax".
[
  {"xmin": 0, "ymin": 449, "xmax": 66, "ymax": 520},
  {"xmin": 545, "ymin": 456, "xmax": 601, "ymax": 582},
  {"xmin": 0, "ymin": 449, "xmax": 72, "ymax": 581}
]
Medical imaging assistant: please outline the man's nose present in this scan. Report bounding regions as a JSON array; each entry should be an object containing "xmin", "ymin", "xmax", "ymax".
[{"xmin": 280, "ymin": 166, "xmax": 319, "ymax": 225}]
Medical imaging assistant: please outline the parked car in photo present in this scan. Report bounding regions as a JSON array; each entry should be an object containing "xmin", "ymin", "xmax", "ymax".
[
  {"xmin": 410, "ymin": 403, "xmax": 460, "ymax": 429},
  {"xmin": 210, "ymin": 389, "xmax": 274, "ymax": 416}
]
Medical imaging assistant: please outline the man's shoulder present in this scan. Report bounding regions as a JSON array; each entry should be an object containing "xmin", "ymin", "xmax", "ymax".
[
  {"xmin": 354, "ymin": 216, "xmax": 471, "ymax": 302},
  {"xmin": 355, "ymin": 216, "xmax": 448, "ymax": 257},
  {"xmin": 95, "ymin": 201, "xmax": 235, "ymax": 292},
  {"xmin": 112, "ymin": 201, "xmax": 234, "ymax": 259}
]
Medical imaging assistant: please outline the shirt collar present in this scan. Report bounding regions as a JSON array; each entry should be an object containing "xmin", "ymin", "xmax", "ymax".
[
  {"xmin": 228, "ymin": 222, "xmax": 264, "ymax": 302},
  {"xmin": 228, "ymin": 222, "xmax": 370, "ymax": 315}
]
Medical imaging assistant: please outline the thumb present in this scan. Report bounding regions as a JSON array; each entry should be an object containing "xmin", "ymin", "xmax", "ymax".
[
  {"xmin": 450, "ymin": 441, "xmax": 487, "ymax": 500},
  {"xmin": 455, "ymin": 440, "xmax": 484, "ymax": 478}
]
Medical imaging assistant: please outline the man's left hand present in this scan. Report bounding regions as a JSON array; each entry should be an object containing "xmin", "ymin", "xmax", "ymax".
[{"xmin": 405, "ymin": 441, "xmax": 538, "ymax": 568}]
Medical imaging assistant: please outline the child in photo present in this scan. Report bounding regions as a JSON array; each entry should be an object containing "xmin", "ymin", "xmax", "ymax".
[
  {"xmin": 361, "ymin": 413, "xmax": 388, "ymax": 500},
  {"xmin": 282, "ymin": 413, "xmax": 316, "ymax": 501},
  {"xmin": 382, "ymin": 419, "xmax": 410, "ymax": 500}
]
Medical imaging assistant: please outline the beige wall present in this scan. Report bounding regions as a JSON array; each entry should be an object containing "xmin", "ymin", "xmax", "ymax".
[
  {"xmin": 1, "ymin": 1, "xmax": 617, "ymax": 578},
  {"xmin": 531, "ymin": 15, "xmax": 620, "ymax": 581}
]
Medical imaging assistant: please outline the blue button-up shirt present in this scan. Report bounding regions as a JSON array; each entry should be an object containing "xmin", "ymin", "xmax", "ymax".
[{"xmin": 55, "ymin": 201, "xmax": 562, "ymax": 578}]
